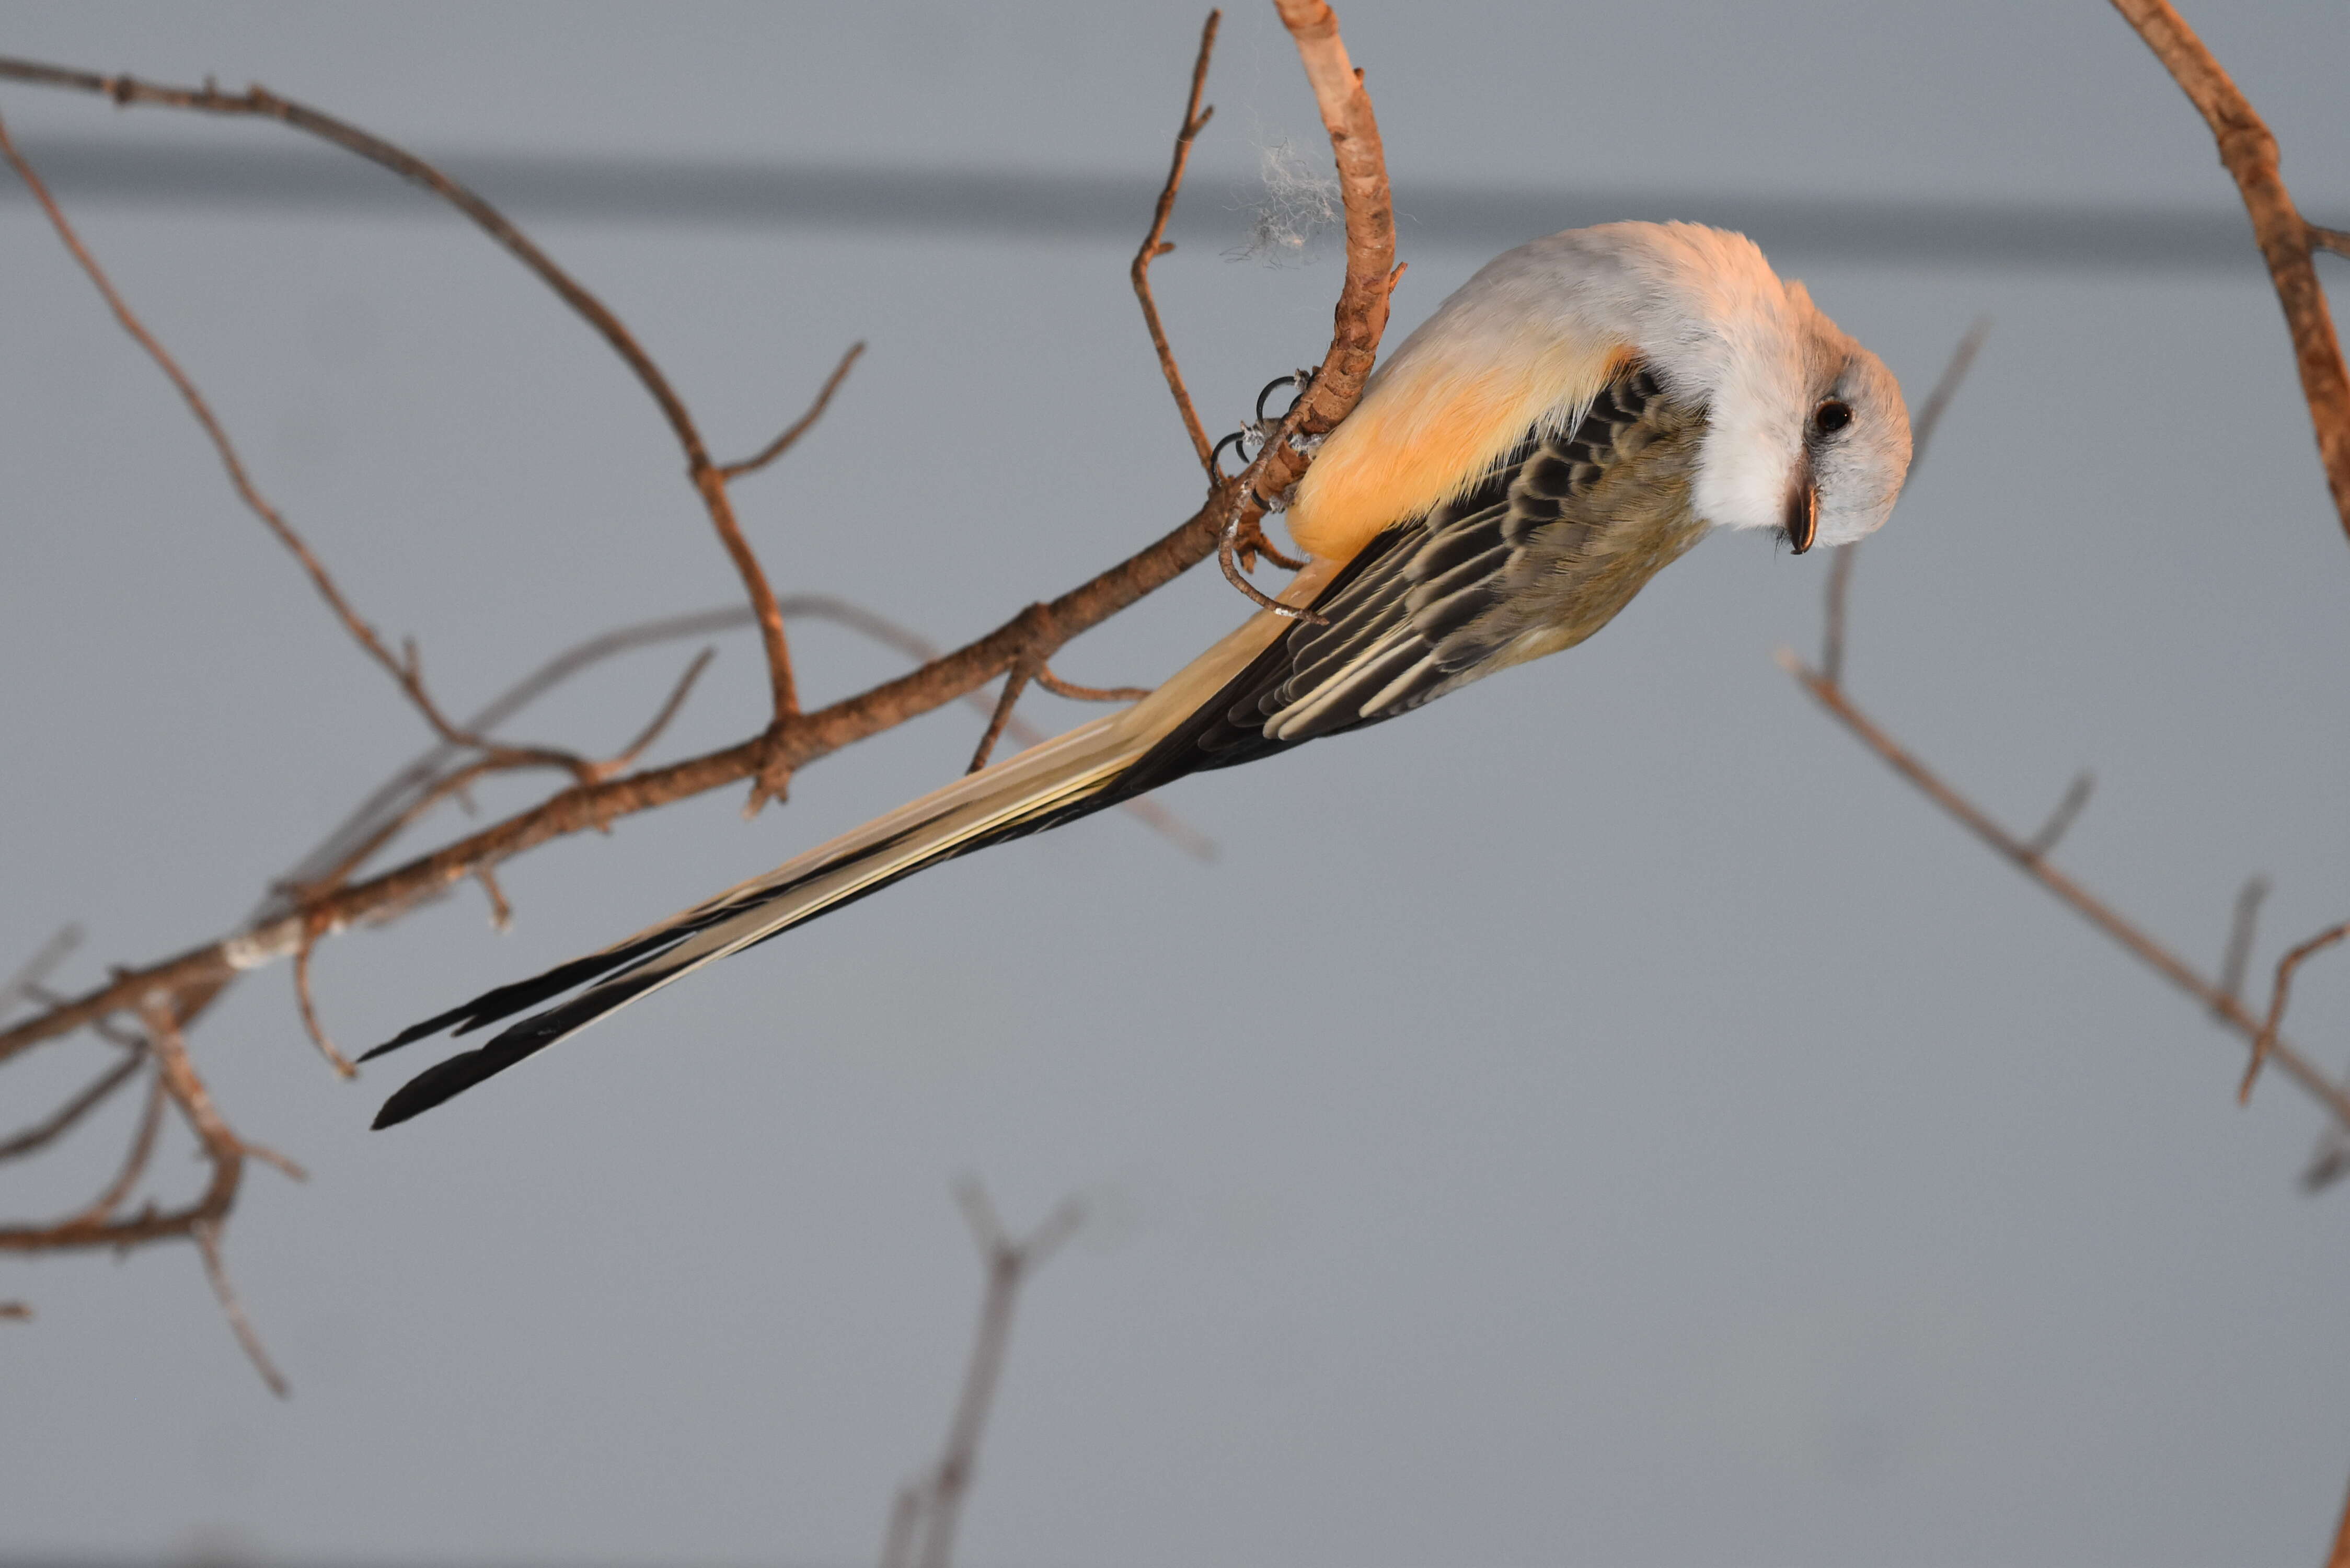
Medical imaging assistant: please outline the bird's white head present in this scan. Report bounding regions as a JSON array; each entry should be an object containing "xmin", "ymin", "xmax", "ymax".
[
  {"xmin": 1386, "ymin": 221, "xmax": 1911, "ymax": 552},
  {"xmin": 1288, "ymin": 221, "xmax": 1913, "ymax": 564},
  {"xmin": 1550, "ymin": 222, "xmax": 1910, "ymax": 550}
]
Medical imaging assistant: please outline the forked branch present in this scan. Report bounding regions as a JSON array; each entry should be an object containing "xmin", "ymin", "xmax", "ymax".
[{"xmin": 0, "ymin": 55, "xmax": 805, "ymax": 748}]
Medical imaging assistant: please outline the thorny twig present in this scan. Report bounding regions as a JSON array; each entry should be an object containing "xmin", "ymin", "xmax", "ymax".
[{"xmin": 1133, "ymin": 11, "xmax": 1222, "ymax": 472}]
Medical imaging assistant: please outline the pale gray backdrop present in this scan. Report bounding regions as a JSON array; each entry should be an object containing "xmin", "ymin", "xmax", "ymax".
[{"xmin": 5, "ymin": 4, "xmax": 2350, "ymax": 1565}]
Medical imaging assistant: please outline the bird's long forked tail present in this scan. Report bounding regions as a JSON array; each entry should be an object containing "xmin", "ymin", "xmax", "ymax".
[{"xmin": 363, "ymin": 561, "xmax": 1338, "ymax": 1128}]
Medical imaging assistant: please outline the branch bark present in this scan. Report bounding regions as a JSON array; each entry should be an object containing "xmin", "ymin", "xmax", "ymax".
[
  {"xmin": 2109, "ymin": 0, "xmax": 2350, "ymax": 546},
  {"xmin": 1779, "ymin": 656, "xmax": 2350, "ymax": 1135}
]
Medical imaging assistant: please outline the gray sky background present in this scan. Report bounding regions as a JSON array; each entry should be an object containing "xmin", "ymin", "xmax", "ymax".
[{"xmin": 5, "ymin": 4, "xmax": 2350, "ymax": 1565}]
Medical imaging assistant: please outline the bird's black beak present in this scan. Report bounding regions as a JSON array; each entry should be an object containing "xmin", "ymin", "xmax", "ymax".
[{"xmin": 1783, "ymin": 457, "xmax": 1818, "ymax": 555}]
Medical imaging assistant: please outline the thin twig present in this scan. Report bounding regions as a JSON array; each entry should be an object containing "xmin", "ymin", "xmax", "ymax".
[
  {"xmin": 0, "ymin": 1004, "xmax": 242, "ymax": 1252},
  {"xmin": 1033, "ymin": 666, "xmax": 1152, "ymax": 704},
  {"xmin": 879, "ymin": 1484, "xmax": 923, "ymax": 1568},
  {"xmin": 193, "ymin": 1219, "xmax": 289, "ymax": 1398},
  {"xmin": 238, "ymin": 1139, "xmax": 309, "ymax": 1182},
  {"xmin": 0, "ymin": 58, "xmax": 805, "ymax": 765},
  {"xmin": 966, "ymin": 663, "xmax": 1035, "ymax": 775},
  {"xmin": 0, "ymin": 1302, "xmax": 29, "ymax": 1322},
  {"xmin": 1, "ymin": 925, "xmax": 83, "ymax": 1018},
  {"xmin": 904, "ymin": 1181, "xmax": 1085, "ymax": 1568},
  {"xmin": 291, "ymin": 646, "xmax": 716, "ymax": 902},
  {"xmin": 0, "ymin": 105, "xmax": 623, "ymax": 806},
  {"xmin": 2022, "ymin": 771, "xmax": 2095, "ymax": 859},
  {"xmin": 1907, "ymin": 317, "xmax": 1992, "ymax": 480},
  {"xmin": 2108, "ymin": 2, "xmax": 2350, "ymax": 547},
  {"xmin": 2216, "ymin": 874, "xmax": 2270, "ymax": 1016},
  {"xmin": 1821, "ymin": 319, "xmax": 1988, "ymax": 686},
  {"xmin": 66, "ymin": 1068, "xmax": 166, "ymax": 1226},
  {"xmin": 290, "ymin": 918, "xmax": 356, "ymax": 1077},
  {"xmin": 585, "ymin": 647, "xmax": 717, "ymax": 782},
  {"xmin": 0, "ymin": 108, "xmax": 494, "ymax": 754},
  {"xmin": 476, "ymin": 867, "xmax": 514, "ymax": 931},
  {"xmin": 2240, "ymin": 920, "xmax": 2350, "ymax": 1104},
  {"xmin": 1133, "ymin": 11, "xmax": 1222, "ymax": 471},
  {"xmin": 1778, "ymin": 652, "xmax": 2350, "ymax": 1133},
  {"xmin": 0, "ymin": 1044, "xmax": 145, "ymax": 1162},
  {"xmin": 719, "ymin": 341, "xmax": 865, "ymax": 480}
]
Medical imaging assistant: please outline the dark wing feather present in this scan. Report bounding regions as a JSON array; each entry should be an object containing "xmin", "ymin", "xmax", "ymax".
[{"xmin": 1108, "ymin": 362, "xmax": 1681, "ymax": 794}]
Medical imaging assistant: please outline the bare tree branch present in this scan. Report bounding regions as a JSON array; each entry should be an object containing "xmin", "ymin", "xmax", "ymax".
[
  {"xmin": 0, "ymin": 2, "xmax": 1398, "ymax": 1073},
  {"xmin": 1, "ymin": 925, "xmax": 83, "ymax": 1019},
  {"xmin": 290, "ymin": 920, "xmax": 356, "ymax": 1077},
  {"xmin": 194, "ymin": 1219, "xmax": 288, "ymax": 1399},
  {"xmin": 2216, "ymin": 873, "xmax": 2270, "ymax": 1016},
  {"xmin": 1133, "ymin": 10, "xmax": 1222, "ymax": 471},
  {"xmin": 0, "ymin": 1046, "xmax": 145, "ymax": 1163},
  {"xmin": 2109, "ymin": 1, "xmax": 2350, "ymax": 547},
  {"xmin": 1033, "ymin": 666, "xmax": 1153, "ymax": 704},
  {"xmin": 0, "ymin": 1, "xmax": 1381, "ymax": 1289},
  {"xmin": 1779, "ymin": 653, "xmax": 2350, "ymax": 1133},
  {"xmin": 2240, "ymin": 920, "xmax": 2350, "ymax": 1104},
  {"xmin": 887, "ymin": 1180, "xmax": 1087, "ymax": 1568},
  {"xmin": 0, "ymin": 55, "xmax": 806, "ymax": 766},
  {"xmin": 67, "ymin": 1068, "xmax": 166, "ymax": 1227},
  {"xmin": 966, "ymin": 663, "xmax": 1034, "ymax": 776},
  {"xmin": 719, "ymin": 341, "xmax": 865, "ymax": 481},
  {"xmin": 2022, "ymin": 771, "xmax": 2095, "ymax": 859},
  {"xmin": 0, "ymin": 105, "xmax": 527, "ymax": 762}
]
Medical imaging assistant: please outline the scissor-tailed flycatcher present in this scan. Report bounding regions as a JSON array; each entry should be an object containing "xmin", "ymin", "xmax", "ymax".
[{"xmin": 366, "ymin": 221, "xmax": 1911, "ymax": 1127}]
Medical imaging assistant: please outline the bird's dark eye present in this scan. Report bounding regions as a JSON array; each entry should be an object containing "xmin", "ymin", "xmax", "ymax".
[{"xmin": 1814, "ymin": 399, "xmax": 1852, "ymax": 435}]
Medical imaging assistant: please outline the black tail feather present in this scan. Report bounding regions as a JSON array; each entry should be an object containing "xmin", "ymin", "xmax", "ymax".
[
  {"xmin": 370, "ymin": 968, "xmax": 674, "ymax": 1127},
  {"xmin": 357, "ymin": 926, "xmax": 689, "ymax": 1063},
  {"xmin": 366, "ymin": 554, "xmax": 1402, "ymax": 1127}
]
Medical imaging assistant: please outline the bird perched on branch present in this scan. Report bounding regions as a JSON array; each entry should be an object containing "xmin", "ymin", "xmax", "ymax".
[{"xmin": 365, "ymin": 221, "xmax": 1911, "ymax": 1128}]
